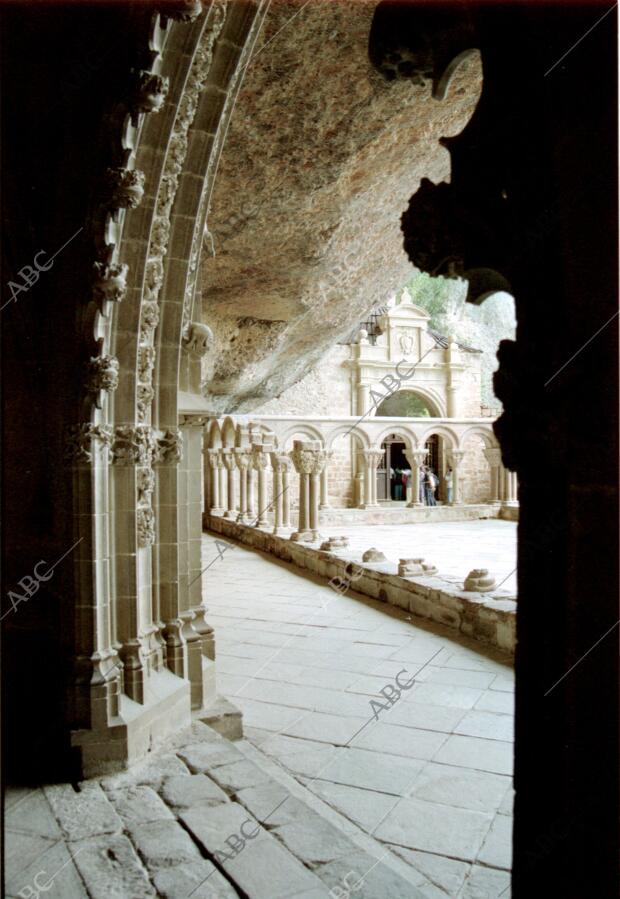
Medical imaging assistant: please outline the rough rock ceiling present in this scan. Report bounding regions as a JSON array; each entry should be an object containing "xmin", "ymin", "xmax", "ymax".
[{"xmin": 201, "ymin": 0, "xmax": 482, "ymax": 412}]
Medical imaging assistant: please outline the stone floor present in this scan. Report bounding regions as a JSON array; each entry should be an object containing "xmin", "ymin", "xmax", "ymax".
[
  {"xmin": 207, "ymin": 530, "xmax": 515, "ymax": 897},
  {"xmin": 3, "ymin": 527, "xmax": 515, "ymax": 899},
  {"xmin": 321, "ymin": 520, "xmax": 518, "ymax": 593}
]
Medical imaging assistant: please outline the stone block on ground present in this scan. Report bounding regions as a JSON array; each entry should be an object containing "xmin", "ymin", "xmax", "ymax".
[
  {"xmin": 315, "ymin": 850, "xmax": 425, "ymax": 899},
  {"xmin": 72, "ymin": 833, "xmax": 156, "ymax": 898},
  {"xmin": 127, "ymin": 819, "xmax": 203, "ymax": 873},
  {"xmin": 100, "ymin": 753, "xmax": 190, "ymax": 792},
  {"xmin": 107, "ymin": 785, "xmax": 175, "ymax": 825},
  {"xmin": 181, "ymin": 802, "xmax": 324, "ymax": 899},
  {"xmin": 177, "ymin": 740, "xmax": 246, "ymax": 774},
  {"xmin": 160, "ymin": 773, "xmax": 229, "ymax": 809},
  {"xmin": 4, "ymin": 838, "xmax": 88, "ymax": 899},
  {"xmin": 43, "ymin": 781, "xmax": 123, "ymax": 841},
  {"xmin": 206, "ymin": 758, "xmax": 272, "ymax": 794},
  {"xmin": 153, "ymin": 859, "xmax": 241, "ymax": 898}
]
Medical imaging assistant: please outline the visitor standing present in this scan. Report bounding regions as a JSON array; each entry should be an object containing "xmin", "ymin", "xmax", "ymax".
[{"xmin": 445, "ymin": 466, "xmax": 453, "ymax": 503}]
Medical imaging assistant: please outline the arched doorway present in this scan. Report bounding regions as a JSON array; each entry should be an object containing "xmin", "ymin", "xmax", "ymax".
[
  {"xmin": 374, "ymin": 389, "xmax": 440, "ymax": 418},
  {"xmin": 380, "ymin": 433, "xmax": 409, "ymax": 501}
]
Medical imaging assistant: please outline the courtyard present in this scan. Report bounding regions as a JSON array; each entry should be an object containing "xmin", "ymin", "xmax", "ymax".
[{"xmin": 207, "ymin": 526, "xmax": 515, "ymax": 896}]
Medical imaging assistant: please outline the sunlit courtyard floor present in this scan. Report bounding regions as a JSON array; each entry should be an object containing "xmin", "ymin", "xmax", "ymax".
[{"xmin": 205, "ymin": 525, "xmax": 515, "ymax": 898}]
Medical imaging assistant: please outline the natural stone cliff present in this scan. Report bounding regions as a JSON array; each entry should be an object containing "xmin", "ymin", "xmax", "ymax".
[{"xmin": 201, "ymin": 0, "xmax": 482, "ymax": 411}]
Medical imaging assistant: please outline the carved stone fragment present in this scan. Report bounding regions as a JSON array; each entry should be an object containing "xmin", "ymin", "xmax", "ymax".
[
  {"xmin": 362, "ymin": 547, "xmax": 387, "ymax": 562},
  {"xmin": 182, "ymin": 322, "xmax": 214, "ymax": 359},
  {"xmin": 111, "ymin": 425, "xmax": 157, "ymax": 466},
  {"xmin": 137, "ymin": 507, "xmax": 156, "ymax": 547},
  {"xmin": 135, "ymin": 71, "xmax": 170, "ymax": 113},
  {"xmin": 156, "ymin": 429, "xmax": 183, "ymax": 464},
  {"xmin": 106, "ymin": 167, "xmax": 145, "ymax": 209},
  {"xmin": 64, "ymin": 424, "xmax": 112, "ymax": 464},
  {"xmin": 86, "ymin": 355, "xmax": 119, "ymax": 393},
  {"xmin": 93, "ymin": 262, "xmax": 129, "ymax": 303},
  {"xmin": 464, "ymin": 568, "xmax": 497, "ymax": 592}
]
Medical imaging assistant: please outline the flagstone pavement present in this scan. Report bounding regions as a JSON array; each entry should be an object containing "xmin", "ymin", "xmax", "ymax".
[{"xmin": 205, "ymin": 525, "xmax": 515, "ymax": 898}]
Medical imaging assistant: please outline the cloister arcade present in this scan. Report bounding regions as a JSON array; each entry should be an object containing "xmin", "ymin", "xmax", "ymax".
[{"xmin": 202, "ymin": 411, "xmax": 518, "ymax": 533}]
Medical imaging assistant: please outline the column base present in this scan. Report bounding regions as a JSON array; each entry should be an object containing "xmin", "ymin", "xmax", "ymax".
[
  {"xmin": 319, "ymin": 503, "xmax": 331, "ymax": 511},
  {"xmin": 236, "ymin": 512, "xmax": 254, "ymax": 524},
  {"xmin": 273, "ymin": 526, "xmax": 293, "ymax": 537},
  {"xmin": 406, "ymin": 501, "xmax": 424, "ymax": 508},
  {"xmin": 210, "ymin": 508, "xmax": 225, "ymax": 516},
  {"xmin": 223, "ymin": 510, "xmax": 238, "ymax": 520},
  {"xmin": 289, "ymin": 530, "xmax": 314, "ymax": 543}
]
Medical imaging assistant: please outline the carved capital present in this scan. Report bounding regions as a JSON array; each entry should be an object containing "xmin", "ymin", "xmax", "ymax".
[
  {"xmin": 483, "ymin": 447, "xmax": 502, "ymax": 467},
  {"xmin": 156, "ymin": 428, "xmax": 183, "ymax": 464},
  {"xmin": 271, "ymin": 453, "xmax": 292, "ymax": 473},
  {"xmin": 111, "ymin": 425, "xmax": 157, "ymax": 466},
  {"xmin": 65, "ymin": 424, "xmax": 112, "ymax": 464}
]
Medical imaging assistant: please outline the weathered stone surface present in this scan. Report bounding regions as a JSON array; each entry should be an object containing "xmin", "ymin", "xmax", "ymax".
[
  {"xmin": 201, "ymin": 1, "xmax": 482, "ymax": 411},
  {"xmin": 72, "ymin": 833, "xmax": 155, "ymax": 898},
  {"xmin": 181, "ymin": 803, "xmax": 323, "ymax": 898},
  {"xmin": 316, "ymin": 850, "xmax": 425, "ymax": 899},
  {"xmin": 177, "ymin": 740, "xmax": 246, "ymax": 774},
  {"xmin": 107, "ymin": 785, "xmax": 175, "ymax": 825},
  {"xmin": 43, "ymin": 782, "xmax": 123, "ymax": 841},
  {"xmin": 271, "ymin": 818, "xmax": 357, "ymax": 868},
  {"xmin": 207, "ymin": 758, "xmax": 272, "ymax": 794},
  {"xmin": 5, "ymin": 839, "xmax": 87, "ymax": 899},
  {"xmin": 362, "ymin": 548, "xmax": 387, "ymax": 562},
  {"xmin": 160, "ymin": 773, "xmax": 229, "ymax": 809},
  {"xmin": 100, "ymin": 753, "xmax": 190, "ymax": 792},
  {"xmin": 235, "ymin": 782, "xmax": 311, "ymax": 827},
  {"xmin": 127, "ymin": 819, "xmax": 203, "ymax": 872},
  {"xmin": 152, "ymin": 860, "xmax": 240, "ymax": 899},
  {"xmin": 4, "ymin": 787, "xmax": 62, "ymax": 839}
]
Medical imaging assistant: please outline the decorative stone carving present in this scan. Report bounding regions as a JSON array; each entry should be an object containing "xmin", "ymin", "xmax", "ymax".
[
  {"xmin": 251, "ymin": 450, "xmax": 270, "ymax": 471},
  {"xmin": 106, "ymin": 167, "xmax": 145, "ymax": 209},
  {"xmin": 86, "ymin": 355, "xmax": 119, "ymax": 393},
  {"xmin": 137, "ymin": 467, "xmax": 156, "ymax": 504},
  {"xmin": 144, "ymin": 259, "xmax": 164, "ymax": 302},
  {"xmin": 150, "ymin": 216, "xmax": 170, "ymax": 257},
  {"xmin": 111, "ymin": 425, "xmax": 156, "ymax": 466},
  {"xmin": 362, "ymin": 547, "xmax": 387, "ymax": 562},
  {"xmin": 182, "ymin": 322, "xmax": 214, "ymax": 359},
  {"xmin": 138, "ymin": 346, "xmax": 156, "ymax": 382},
  {"xmin": 398, "ymin": 331, "xmax": 415, "ymax": 356},
  {"xmin": 139, "ymin": 301, "xmax": 160, "ymax": 342},
  {"xmin": 137, "ymin": 384, "xmax": 155, "ymax": 421},
  {"xmin": 156, "ymin": 429, "xmax": 183, "ymax": 464},
  {"xmin": 398, "ymin": 557, "xmax": 438, "ymax": 576},
  {"xmin": 135, "ymin": 71, "xmax": 169, "ymax": 113},
  {"xmin": 464, "ymin": 568, "xmax": 497, "ymax": 592},
  {"xmin": 161, "ymin": 0, "xmax": 203, "ymax": 22},
  {"xmin": 137, "ymin": 507, "xmax": 156, "ymax": 547},
  {"xmin": 65, "ymin": 424, "xmax": 112, "ymax": 464},
  {"xmin": 320, "ymin": 536, "xmax": 350, "ymax": 552},
  {"xmin": 291, "ymin": 446, "xmax": 318, "ymax": 475},
  {"xmin": 93, "ymin": 261, "xmax": 129, "ymax": 303}
]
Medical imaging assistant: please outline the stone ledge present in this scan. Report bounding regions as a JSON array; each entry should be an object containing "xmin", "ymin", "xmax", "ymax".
[{"xmin": 205, "ymin": 515, "xmax": 516, "ymax": 655}]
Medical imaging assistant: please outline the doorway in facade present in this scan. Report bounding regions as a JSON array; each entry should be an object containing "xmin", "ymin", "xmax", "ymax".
[
  {"xmin": 379, "ymin": 434, "xmax": 409, "ymax": 502},
  {"xmin": 423, "ymin": 433, "xmax": 446, "ymax": 502}
]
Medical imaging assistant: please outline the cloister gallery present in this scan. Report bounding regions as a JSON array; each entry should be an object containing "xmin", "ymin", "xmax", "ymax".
[{"xmin": 2, "ymin": 2, "xmax": 618, "ymax": 899}]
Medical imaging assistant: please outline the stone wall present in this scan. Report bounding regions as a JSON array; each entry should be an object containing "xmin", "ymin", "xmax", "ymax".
[{"xmin": 460, "ymin": 436, "xmax": 491, "ymax": 504}]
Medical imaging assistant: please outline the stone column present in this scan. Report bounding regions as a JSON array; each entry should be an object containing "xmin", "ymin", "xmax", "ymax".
[
  {"xmin": 234, "ymin": 449, "xmax": 253, "ymax": 523},
  {"xmin": 221, "ymin": 449, "xmax": 237, "ymax": 519},
  {"xmin": 319, "ymin": 451, "xmax": 333, "ymax": 510},
  {"xmin": 291, "ymin": 440, "xmax": 324, "ymax": 540},
  {"xmin": 252, "ymin": 447, "xmax": 270, "ymax": 526},
  {"xmin": 218, "ymin": 461, "xmax": 227, "ymax": 516},
  {"xmin": 405, "ymin": 450, "xmax": 427, "ymax": 507},
  {"xmin": 208, "ymin": 450, "xmax": 222, "ymax": 513},
  {"xmin": 483, "ymin": 447, "xmax": 502, "ymax": 502},
  {"xmin": 359, "ymin": 449, "xmax": 378, "ymax": 509},
  {"xmin": 503, "ymin": 467, "xmax": 519, "ymax": 506},
  {"xmin": 271, "ymin": 454, "xmax": 293, "ymax": 535},
  {"xmin": 447, "ymin": 450, "xmax": 465, "ymax": 505}
]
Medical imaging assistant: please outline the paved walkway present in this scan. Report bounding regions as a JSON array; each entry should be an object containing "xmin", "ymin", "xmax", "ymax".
[
  {"xmin": 206, "ymin": 530, "xmax": 515, "ymax": 897},
  {"xmin": 321, "ymin": 520, "xmax": 517, "ymax": 593}
]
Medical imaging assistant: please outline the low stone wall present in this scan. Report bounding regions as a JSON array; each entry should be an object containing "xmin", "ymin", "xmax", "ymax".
[
  {"xmin": 205, "ymin": 514, "xmax": 517, "ymax": 656},
  {"xmin": 499, "ymin": 505, "xmax": 519, "ymax": 522},
  {"xmin": 319, "ymin": 503, "xmax": 503, "ymax": 526}
]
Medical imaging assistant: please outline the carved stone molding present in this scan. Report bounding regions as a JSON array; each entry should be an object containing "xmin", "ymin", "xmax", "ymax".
[
  {"xmin": 464, "ymin": 568, "xmax": 497, "ymax": 593},
  {"xmin": 182, "ymin": 321, "xmax": 214, "ymax": 358},
  {"xmin": 135, "ymin": 71, "xmax": 170, "ymax": 113},
  {"xmin": 155, "ymin": 429, "xmax": 183, "ymax": 465},
  {"xmin": 106, "ymin": 167, "xmax": 145, "ymax": 209},
  {"xmin": 65, "ymin": 424, "xmax": 113, "ymax": 464},
  {"xmin": 86, "ymin": 355, "xmax": 119, "ymax": 393},
  {"xmin": 137, "ymin": 384, "xmax": 155, "ymax": 421},
  {"xmin": 137, "ymin": 466, "xmax": 156, "ymax": 505},
  {"xmin": 137, "ymin": 507, "xmax": 156, "ymax": 548},
  {"xmin": 111, "ymin": 425, "xmax": 157, "ymax": 466},
  {"xmin": 93, "ymin": 262, "xmax": 129, "ymax": 304}
]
